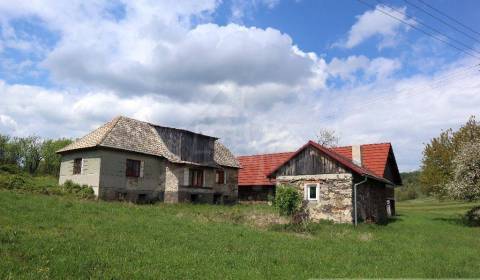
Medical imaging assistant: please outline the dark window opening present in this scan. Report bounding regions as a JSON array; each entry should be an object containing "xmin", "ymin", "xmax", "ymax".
[
  {"xmin": 215, "ymin": 170, "xmax": 225, "ymax": 184},
  {"xmin": 189, "ymin": 169, "xmax": 203, "ymax": 187},
  {"xmin": 138, "ymin": 194, "xmax": 147, "ymax": 203},
  {"xmin": 213, "ymin": 193, "xmax": 222, "ymax": 204},
  {"xmin": 190, "ymin": 194, "xmax": 199, "ymax": 203},
  {"xmin": 73, "ymin": 158, "xmax": 82, "ymax": 175},
  {"xmin": 126, "ymin": 159, "xmax": 141, "ymax": 177}
]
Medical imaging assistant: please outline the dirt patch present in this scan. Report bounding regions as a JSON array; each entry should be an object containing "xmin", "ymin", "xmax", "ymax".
[{"xmin": 358, "ymin": 232, "xmax": 373, "ymax": 242}]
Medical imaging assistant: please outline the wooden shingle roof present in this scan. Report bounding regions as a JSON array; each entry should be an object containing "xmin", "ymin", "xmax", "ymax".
[{"xmin": 57, "ymin": 116, "xmax": 240, "ymax": 168}]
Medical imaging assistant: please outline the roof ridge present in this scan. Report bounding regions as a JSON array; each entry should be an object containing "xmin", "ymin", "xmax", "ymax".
[
  {"xmin": 97, "ymin": 116, "xmax": 121, "ymax": 146},
  {"xmin": 237, "ymin": 151, "xmax": 294, "ymax": 158}
]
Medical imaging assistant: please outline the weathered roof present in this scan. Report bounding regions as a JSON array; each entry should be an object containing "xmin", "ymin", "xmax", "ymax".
[
  {"xmin": 238, "ymin": 141, "xmax": 401, "ymax": 186},
  {"xmin": 57, "ymin": 116, "xmax": 240, "ymax": 168}
]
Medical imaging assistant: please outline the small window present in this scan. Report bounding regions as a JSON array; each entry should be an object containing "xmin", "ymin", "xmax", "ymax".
[
  {"xmin": 189, "ymin": 169, "xmax": 203, "ymax": 187},
  {"xmin": 306, "ymin": 184, "xmax": 319, "ymax": 201},
  {"xmin": 215, "ymin": 170, "xmax": 225, "ymax": 184},
  {"xmin": 73, "ymin": 158, "xmax": 82, "ymax": 175},
  {"xmin": 126, "ymin": 159, "xmax": 141, "ymax": 177}
]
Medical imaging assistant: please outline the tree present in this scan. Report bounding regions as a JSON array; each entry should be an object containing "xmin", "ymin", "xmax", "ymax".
[
  {"xmin": 420, "ymin": 116, "xmax": 480, "ymax": 197},
  {"xmin": 17, "ymin": 136, "xmax": 43, "ymax": 174},
  {"xmin": 316, "ymin": 128, "xmax": 339, "ymax": 148},
  {"xmin": 40, "ymin": 138, "xmax": 72, "ymax": 176},
  {"xmin": 446, "ymin": 142, "xmax": 480, "ymax": 201},
  {"xmin": 0, "ymin": 134, "xmax": 9, "ymax": 164},
  {"xmin": 419, "ymin": 129, "xmax": 454, "ymax": 196}
]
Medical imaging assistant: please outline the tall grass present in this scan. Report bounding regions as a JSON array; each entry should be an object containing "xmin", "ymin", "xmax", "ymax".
[{"xmin": 0, "ymin": 191, "xmax": 479, "ymax": 279}]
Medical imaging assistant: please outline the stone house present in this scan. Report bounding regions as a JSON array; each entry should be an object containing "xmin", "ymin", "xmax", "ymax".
[
  {"xmin": 238, "ymin": 141, "xmax": 402, "ymax": 224},
  {"xmin": 57, "ymin": 116, "xmax": 240, "ymax": 204}
]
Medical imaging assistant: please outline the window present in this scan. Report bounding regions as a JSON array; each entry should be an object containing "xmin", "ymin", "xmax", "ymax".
[
  {"xmin": 126, "ymin": 159, "xmax": 141, "ymax": 177},
  {"xmin": 73, "ymin": 158, "xmax": 82, "ymax": 175},
  {"xmin": 306, "ymin": 184, "xmax": 319, "ymax": 201},
  {"xmin": 189, "ymin": 169, "xmax": 203, "ymax": 187},
  {"xmin": 215, "ymin": 169, "xmax": 225, "ymax": 184}
]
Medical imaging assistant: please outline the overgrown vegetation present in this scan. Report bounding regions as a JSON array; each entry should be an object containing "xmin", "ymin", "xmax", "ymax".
[
  {"xmin": 0, "ymin": 193, "xmax": 479, "ymax": 278},
  {"xmin": 273, "ymin": 185, "xmax": 302, "ymax": 216}
]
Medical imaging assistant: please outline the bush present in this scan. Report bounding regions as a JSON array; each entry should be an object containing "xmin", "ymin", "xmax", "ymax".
[
  {"xmin": 274, "ymin": 185, "xmax": 302, "ymax": 216},
  {"xmin": 464, "ymin": 206, "xmax": 480, "ymax": 227},
  {"xmin": 0, "ymin": 164, "xmax": 21, "ymax": 174},
  {"xmin": 5, "ymin": 175, "xmax": 31, "ymax": 190}
]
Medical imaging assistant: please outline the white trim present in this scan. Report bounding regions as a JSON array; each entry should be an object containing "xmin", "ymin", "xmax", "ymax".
[
  {"xmin": 80, "ymin": 158, "xmax": 85, "ymax": 175},
  {"xmin": 304, "ymin": 183, "xmax": 320, "ymax": 201},
  {"xmin": 140, "ymin": 160, "xmax": 144, "ymax": 178}
]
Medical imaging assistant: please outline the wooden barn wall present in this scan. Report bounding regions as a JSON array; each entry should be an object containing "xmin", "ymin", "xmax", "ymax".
[
  {"xmin": 275, "ymin": 146, "xmax": 347, "ymax": 176},
  {"xmin": 155, "ymin": 127, "xmax": 215, "ymax": 164}
]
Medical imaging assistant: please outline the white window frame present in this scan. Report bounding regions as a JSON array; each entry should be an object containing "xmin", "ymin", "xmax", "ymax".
[{"xmin": 305, "ymin": 183, "xmax": 320, "ymax": 201}]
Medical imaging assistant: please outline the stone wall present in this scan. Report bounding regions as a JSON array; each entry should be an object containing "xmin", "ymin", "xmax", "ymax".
[{"xmin": 276, "ymin": 174, "xmax": 354, "ymax": 223}]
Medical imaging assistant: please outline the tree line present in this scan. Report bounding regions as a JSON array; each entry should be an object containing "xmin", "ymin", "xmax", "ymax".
[{"xmin": 0, "ymin": 134, "xmax": 72, "ymax": 176}]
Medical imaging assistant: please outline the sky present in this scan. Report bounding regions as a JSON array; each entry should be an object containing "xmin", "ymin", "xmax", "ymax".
[{"xmin": 0, "ymin": 0, "xmax": 479, "ymax": 172}]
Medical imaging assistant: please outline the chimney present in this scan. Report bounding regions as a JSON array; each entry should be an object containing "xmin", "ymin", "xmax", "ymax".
[{"xmin": 352, "ymin": 145, "xmax": 362, "ymax": 166}]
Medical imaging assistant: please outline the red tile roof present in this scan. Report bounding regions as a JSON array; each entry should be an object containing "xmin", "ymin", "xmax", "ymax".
[
  {"xmin": 237, "ymin": 141, "xmax": 397, "ymax": 187},
  {"xmin": 237, "ymin": 152, "xmax": 294, "ymax": 186}
]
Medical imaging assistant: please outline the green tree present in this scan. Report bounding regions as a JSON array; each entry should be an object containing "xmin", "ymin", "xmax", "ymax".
[
  {"xmin": 0, "ymin": 134, "xmax": 9, "ymax": 164},
  {"xmin": 420, "ymin": 116, "xmax": 480, "ymax": 197},
  {"xmin": 420, "ymin": 129, "xmax": 454, "ymax": 196},
  {"xmin": 40, "ymin": 138, "xmax": 72, "ymax": 176},
  {"xmin": 17, "ymin": 136, "xmax": 43, "ymax": 174}
]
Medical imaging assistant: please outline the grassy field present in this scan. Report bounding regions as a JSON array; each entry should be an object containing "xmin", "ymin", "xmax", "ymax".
[{"xmin": 1, "ymin": 191, "xmax": 479, "ymax": 279}]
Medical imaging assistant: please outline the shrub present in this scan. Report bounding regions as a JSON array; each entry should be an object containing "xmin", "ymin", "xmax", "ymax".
[
  {"xmin": 0, "ymin": 164, "xmax": 21, "ymax": 174},
  {"xmin": 76, "ymin": 185, "xmax": 95, "ymax": 199},
  {"xmin": 5, "ymin": 175, "xmax": 30, "ymax": 190},
  {"xmin": 274, "ymin": 185, "xmax": 302, "ymax": 216},
  {"xmin": 464, "ymin": 206, "xmax": 480, "ymax": 227}
]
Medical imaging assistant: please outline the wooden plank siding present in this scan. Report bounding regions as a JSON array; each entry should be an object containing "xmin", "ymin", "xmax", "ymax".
[
  {"xmin": 273, "ymin": 146, "xmax": 347, "ymax": 176},
  {"xmin": 155, "ymin": 127, "xmax": 215, "ymax": 164}
]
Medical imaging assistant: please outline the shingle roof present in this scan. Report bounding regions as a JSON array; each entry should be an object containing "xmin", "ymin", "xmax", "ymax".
[
  {"xmin": 57, "ymin": 116, "xmax": 240, "ymax": 168},
  {"xmin": 238, "ymin": 141, "xmax": 399, "ymax": 187}
]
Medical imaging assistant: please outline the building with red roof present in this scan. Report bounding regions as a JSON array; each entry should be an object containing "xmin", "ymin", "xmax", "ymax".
[{"xmin": 237, "ymin": 141, "xmax": 402, "ymax": 224}]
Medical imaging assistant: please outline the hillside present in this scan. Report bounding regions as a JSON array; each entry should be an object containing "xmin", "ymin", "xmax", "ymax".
[{"xmin": 1, "ymin": 191, "xmax": 479, "ymax": 278}]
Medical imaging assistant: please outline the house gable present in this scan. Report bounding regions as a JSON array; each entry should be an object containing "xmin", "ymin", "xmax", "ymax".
[{"xmin": 272, "ymin": 145, "xmax": 347, "ymax": 177}]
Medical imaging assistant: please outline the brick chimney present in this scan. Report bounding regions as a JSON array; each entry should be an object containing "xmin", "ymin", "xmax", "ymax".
[{"xmin": 352, "ymin": 145, "xmax": 362, "ymax": 166}]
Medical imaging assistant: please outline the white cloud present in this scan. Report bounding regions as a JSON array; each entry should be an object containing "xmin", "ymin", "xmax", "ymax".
[
  {"xmin": 230, "ymin": 0, "xmax": 280, "ymax": 23},
  {"xmin": 0, "ymin": 0, "xmax": 479, "ymax": 173},
  {"xmin": 327, "ymin": 55, "xmax": 401, "ymax": 82},
  {"xmin": 336, "ymin": 5, "xmax": 414, "ymax": 49}
]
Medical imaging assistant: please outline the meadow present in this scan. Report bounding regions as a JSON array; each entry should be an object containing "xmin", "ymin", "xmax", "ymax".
[{"xmin": 1, "ymin": 191, "xmax": 479, "ymax": 279}]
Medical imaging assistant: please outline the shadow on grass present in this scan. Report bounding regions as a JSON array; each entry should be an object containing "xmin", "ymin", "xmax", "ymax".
[{"xmin": 432, "ymin": 216, "xmax": 480, "ymax": 228}]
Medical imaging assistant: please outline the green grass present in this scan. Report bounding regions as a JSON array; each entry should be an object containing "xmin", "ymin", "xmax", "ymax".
[{"xmin": 1, "ymin": 191, "xmax": 479, "ymax": 279}]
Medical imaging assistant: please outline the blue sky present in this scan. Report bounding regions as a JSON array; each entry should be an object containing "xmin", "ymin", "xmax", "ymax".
[{"xmin": 0, "ymin": 0, "xmax": 479, "ymax": 171}]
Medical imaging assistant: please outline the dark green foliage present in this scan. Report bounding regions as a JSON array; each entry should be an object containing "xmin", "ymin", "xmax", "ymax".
[
  {"xmin": 464, "ymin": 206, "xmax": 480, "ymax": 227},
  {"xmin": 40, "ymin": 138, "xmax": 72, "ymax": 176},
  {"xmin": 420, "ymin": 116, "xmax": 480, "ymax": 197},
  {"xmin": 274, "ymin": 185, "xmax": 302, "ymax": 216},
  {"xmin": 0, "ymin": 164, "xmax": 21, "ymax": 174},
  {"xmin": 0, "ymin": 133, "xmax": 72, "ymax": 176}
]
